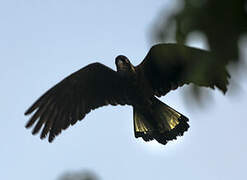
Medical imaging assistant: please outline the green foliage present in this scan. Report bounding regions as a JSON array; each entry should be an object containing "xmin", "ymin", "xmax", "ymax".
[
  {"xmin": 58, "ymin": 170, "xmax": 99, "ymax": 180},
  {"xmin": 154, "ymin": 0, "xmax": 247, "ymax": 63}
]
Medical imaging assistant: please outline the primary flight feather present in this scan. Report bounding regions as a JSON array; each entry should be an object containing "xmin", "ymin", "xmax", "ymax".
[{"xmin": 25, "ymin": 43, "xmax": 229, "ymax": 145}]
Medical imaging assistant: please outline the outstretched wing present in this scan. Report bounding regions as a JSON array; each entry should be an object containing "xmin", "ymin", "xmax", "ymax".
[
  {"xmin": 136, "ymin": 43, "xmax": 230, "ymax": 97},
  {"xmin": 25, "ymin": 63, "xmax": 129, "ymax": 142}
]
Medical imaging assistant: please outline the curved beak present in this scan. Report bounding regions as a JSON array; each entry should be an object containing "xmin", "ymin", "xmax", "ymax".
[{"xmin": 117, "ymin": 60, "xmax": 124, "ymax": 69}]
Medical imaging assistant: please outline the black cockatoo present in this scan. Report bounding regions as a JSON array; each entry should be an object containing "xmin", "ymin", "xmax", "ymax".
[{"xmin": 25, "ymin": 43, "xmax": 229, "ymax": 145}]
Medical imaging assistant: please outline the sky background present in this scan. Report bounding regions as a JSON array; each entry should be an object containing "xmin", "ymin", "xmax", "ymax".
[{"xmin": 1, "ymin": 0, "xmax": 247, "ymax": 180}]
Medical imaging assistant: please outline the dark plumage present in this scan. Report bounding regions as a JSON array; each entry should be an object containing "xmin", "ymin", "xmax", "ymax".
[{"xmin": 25, "ymin": 43, "xmax": 230, "ymax": 145}]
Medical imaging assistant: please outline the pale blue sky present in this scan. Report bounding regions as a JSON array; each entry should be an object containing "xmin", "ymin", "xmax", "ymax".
[{"xmin": 1, "ymin": 1, "xmax": 247, "ymax": 180}]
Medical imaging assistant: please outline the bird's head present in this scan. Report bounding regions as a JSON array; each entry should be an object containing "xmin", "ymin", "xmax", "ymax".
[{"xmin": 115, "ymin": 55, "xmax": 135, "ymax": 73}]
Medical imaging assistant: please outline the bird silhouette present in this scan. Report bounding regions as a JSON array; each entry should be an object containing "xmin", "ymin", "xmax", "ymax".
[{"xmin": 25, "ymin": 43, "xmax": 230, "ymax": 145}]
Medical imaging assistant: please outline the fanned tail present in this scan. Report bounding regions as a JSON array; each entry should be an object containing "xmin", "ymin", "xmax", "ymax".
[{"xmin": 134, "ymin": 97, "xmax": 189, "ymax": 145}]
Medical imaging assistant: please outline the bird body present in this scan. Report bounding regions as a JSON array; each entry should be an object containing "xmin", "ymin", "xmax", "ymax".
[
  {"xmin": 25, "ymin": 43, "xmax": 229, "ymax": 145},
  {"xmin": 114, "ymin": 55, "xmax": 189, "ymax": 144}
]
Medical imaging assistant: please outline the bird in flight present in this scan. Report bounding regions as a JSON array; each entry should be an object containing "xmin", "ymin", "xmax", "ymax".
[{"xmin": 25, "ymin": 43, "xmax": 229, "ymax": 145}]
